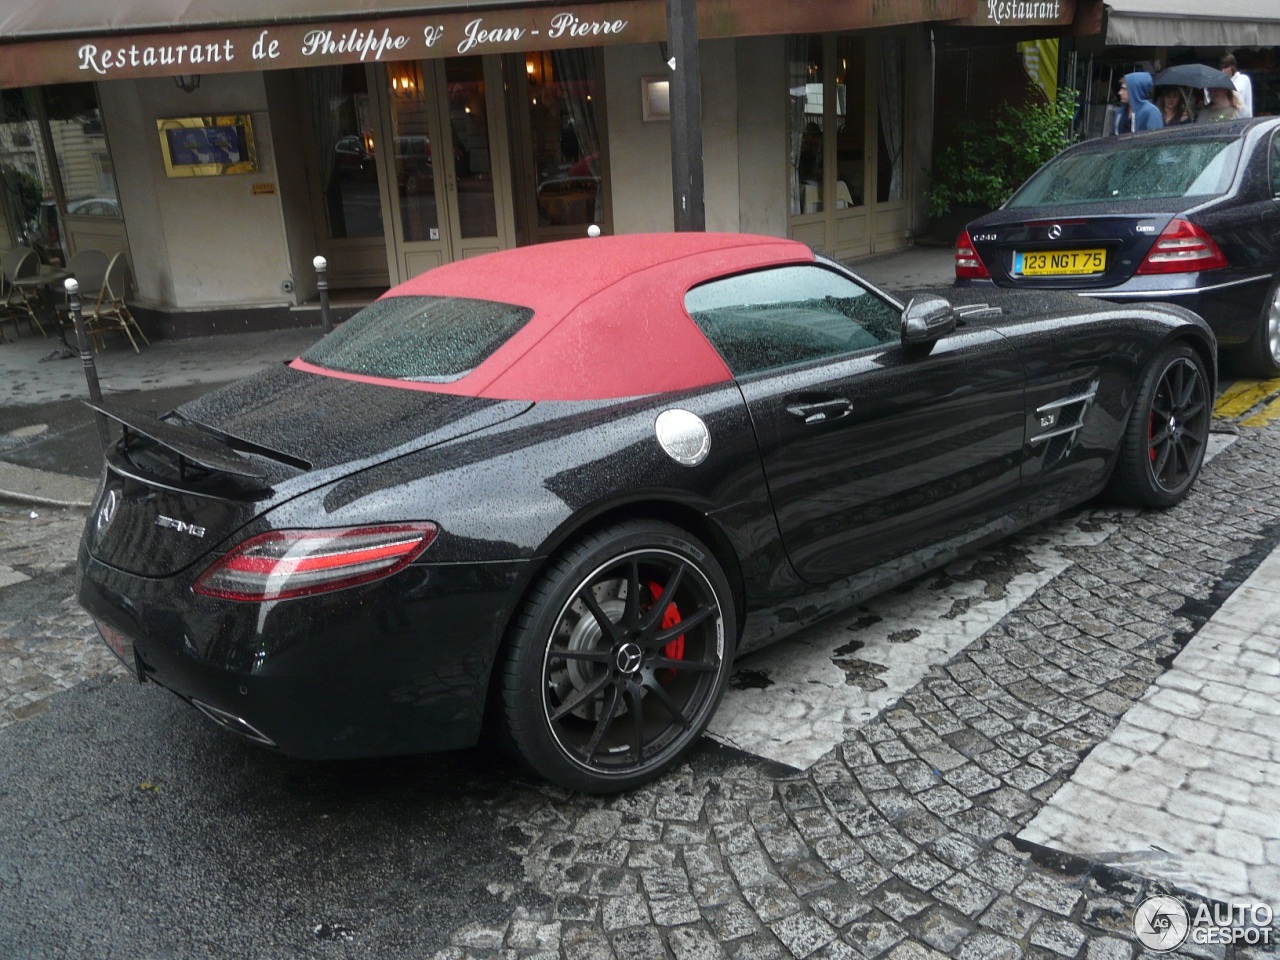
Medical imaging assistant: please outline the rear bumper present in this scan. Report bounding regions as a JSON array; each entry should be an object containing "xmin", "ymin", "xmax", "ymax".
[{"xmin": 78, "ymin": 543, "xmax": 529, "ymax": 759}]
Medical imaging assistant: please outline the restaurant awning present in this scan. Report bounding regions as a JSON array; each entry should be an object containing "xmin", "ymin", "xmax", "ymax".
[
  {"xmin": 1, "ymin": 0, "xmax": 977, "ymax": 89},
  {"xmin": 1104, "ymin": 0, "xmax": 1280, "ymax": 47}
]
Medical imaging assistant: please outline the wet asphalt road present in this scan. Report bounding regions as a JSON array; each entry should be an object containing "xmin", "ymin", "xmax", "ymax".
[{"xmin": 1, "ymin": 664, "xmax": 527, "ymax": 959}]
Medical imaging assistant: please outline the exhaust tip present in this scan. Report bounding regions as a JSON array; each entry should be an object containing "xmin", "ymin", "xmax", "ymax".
[{"xmin": 190, "ymin": 698, "xmax": 277, "ymax": 747}]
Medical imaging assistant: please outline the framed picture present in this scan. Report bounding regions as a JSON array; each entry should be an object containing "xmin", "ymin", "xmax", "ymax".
[{"xmin": 156, "ymin": 115, "xmax": 257, "ymax": 177}]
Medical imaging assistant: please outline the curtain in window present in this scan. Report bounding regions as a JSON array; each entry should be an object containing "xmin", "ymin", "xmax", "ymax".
[{"xmin": 877, "ymin": 37, "xmax": 904, "ymax": 202}]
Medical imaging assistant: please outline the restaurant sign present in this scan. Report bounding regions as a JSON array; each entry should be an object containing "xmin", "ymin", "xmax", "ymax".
[
  {"xmin": 951, "ymin": 0, "xmax": 1075, "ymax": 26},
  {"xmin": 1, "ymin": 0, "xmax": 974, "ymax": 89}
]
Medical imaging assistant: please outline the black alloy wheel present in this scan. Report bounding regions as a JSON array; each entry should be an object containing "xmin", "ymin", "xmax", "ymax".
[
  {"xmin": 1112, "ymin": 343, "xmax": 1210, "ymax": 508},
  {"xmin": 501, "ymin": 521, "xmax": 735, "ymax": 793}
]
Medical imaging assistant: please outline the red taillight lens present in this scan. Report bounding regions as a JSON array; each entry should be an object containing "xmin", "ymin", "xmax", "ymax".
[
  {"xmin": 1136, "ymin": 219, "xmax": 1228, "ymax": 274},
  {"xmin": 193, "ymin": 523, "xmax": 438, "ymax": 602},
  {"xmin": 954, "ymin": 229, "xmax": 990, "ymax": 279}
]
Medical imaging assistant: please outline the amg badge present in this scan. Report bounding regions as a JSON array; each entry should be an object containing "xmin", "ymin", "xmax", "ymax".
[{"xmin": 155, "ymin": 515, "xmax": 207, "ymax": 538}]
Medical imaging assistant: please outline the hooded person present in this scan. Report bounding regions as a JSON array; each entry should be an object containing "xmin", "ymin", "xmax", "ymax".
[{"xmin": 1122, "ymin": 71, "xmax": 1163, "ymax": 133}]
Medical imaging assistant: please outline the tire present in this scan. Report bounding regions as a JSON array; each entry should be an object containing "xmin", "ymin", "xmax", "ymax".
[
  {"xmin": 501, "ymin": 520, "xmax": 735, "ymax": 793},
  {"xmin": 1111, "ymin": 343, "xmax": 1210, "ymax": 508},
  {"xmin": 1236, "ymin": 279, "xmax": 1280, "ymax": 378}
]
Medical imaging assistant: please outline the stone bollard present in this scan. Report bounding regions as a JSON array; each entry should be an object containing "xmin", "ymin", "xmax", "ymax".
[{"xmin": 314, "ymin": 255, "xmax": 333, "ymax": 334}]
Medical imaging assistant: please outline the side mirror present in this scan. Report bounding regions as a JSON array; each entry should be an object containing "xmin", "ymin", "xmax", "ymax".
[{"xmin": 900, "ymin": 296, "xmax": 957, "ymax": 347}]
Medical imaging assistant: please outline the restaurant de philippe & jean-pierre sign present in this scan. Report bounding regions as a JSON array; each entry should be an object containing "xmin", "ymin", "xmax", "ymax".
[{"xmin": 0, "ymin": 0, "xmax": 975, "ymax": 88}]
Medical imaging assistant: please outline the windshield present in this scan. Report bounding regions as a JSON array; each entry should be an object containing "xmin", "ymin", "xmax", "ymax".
[
  {"xmin": 1007, "ymin": 138, "xmax": 1243, "ymax": 207},
  {"xmin": 301, "ymin": 295, "xmax": 533, "ymax": 382}
]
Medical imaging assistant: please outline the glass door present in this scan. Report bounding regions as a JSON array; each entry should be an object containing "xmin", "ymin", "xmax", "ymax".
[
  {"xmin": 786, "ymin": 34, "xmax": 908, "ymax": 259},
  {"xmin": 379, "ymin": 56, "xmax": 514, "ymax": 284}
]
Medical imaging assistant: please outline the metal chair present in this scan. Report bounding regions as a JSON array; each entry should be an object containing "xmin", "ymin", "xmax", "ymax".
[
  {"xmin": 57, "ymin": 249, "xmax": 110, "ymax": 351},
  {"xmin": 0, "ymin": 246, "xmax": 48, "ymax": 339},
  {"xmin": 81, "ymin": 252, "xmax": 149, "ymax": 353}
]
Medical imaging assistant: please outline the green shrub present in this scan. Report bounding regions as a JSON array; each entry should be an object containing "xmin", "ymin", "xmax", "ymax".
[{"xmin": 927, "ymin": 86, "xmax": 1079, "ymax": 220}]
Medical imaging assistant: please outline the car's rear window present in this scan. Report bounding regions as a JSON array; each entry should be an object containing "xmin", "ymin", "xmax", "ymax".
[
  {"xmin": 301, "ymin": 295, "xmax": 533, "ymax": 382},
  {"xmin": 1008, "ymin": 138, "xmax": 1243, "ymax": 207}
]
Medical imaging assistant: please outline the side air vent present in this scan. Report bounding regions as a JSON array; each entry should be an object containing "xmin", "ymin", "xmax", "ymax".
[{"xmin": 1031, "ymin": 379, "xmax": 1099, "ymax": 468}]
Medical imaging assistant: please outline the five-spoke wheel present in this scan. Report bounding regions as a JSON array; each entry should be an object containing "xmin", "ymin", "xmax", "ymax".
[{"xmin": 501, "ymin": 521, "xmax": 734, "ymax": 793}]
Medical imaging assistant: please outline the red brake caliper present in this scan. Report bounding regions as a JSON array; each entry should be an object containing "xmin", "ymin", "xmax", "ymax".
[{"xmin": 648, "ymin": 581, "xmax": 684, "ymax": 683}]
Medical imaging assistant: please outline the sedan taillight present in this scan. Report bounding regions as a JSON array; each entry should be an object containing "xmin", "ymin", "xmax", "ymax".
[
  {"xmin": 954, "ymin": 230, "xmax": 990, "ymax": 279},
  {"xmin": 1136, "ymin": 219, "xmax": 1228, "ymax": 274},
  {"xmin": 193, "ymin": 523, "xmax": 438, "ymax": 602}
]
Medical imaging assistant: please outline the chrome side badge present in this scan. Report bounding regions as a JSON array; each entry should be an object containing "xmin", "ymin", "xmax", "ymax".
[
  {"xmin": 655, "ymin": 409, "xmax": 710, "ymax": 467},
  {"xmin": 156, "ymin": 515, "xmax": 207, "ymax": 538}
]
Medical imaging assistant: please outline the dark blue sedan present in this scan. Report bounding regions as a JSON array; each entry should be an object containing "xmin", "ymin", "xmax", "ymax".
[{"xmin": 956, "ymin": 118, "xmax": 1280, "ymax": 375}]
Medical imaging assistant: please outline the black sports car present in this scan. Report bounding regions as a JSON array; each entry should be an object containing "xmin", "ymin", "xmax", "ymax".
[
  {"xmin": 78, "ymin": 232, "xmax": 1214, "ymax": 793},
  {"xmin": 956, "ymin": 118, "xmax": 1280, "ymax": 376}
]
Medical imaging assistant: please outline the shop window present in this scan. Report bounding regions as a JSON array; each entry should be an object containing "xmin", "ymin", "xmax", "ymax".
[
  {"xmin": 1, "ymin": 84, "xmax": 119, "ymax": 266},
  {"xmin": 45, "ymin": 84, "xmax": 119, "ymax": 217},
  {"xmin": 789, "ymin": 36, "xmax": 867, "ymax": 217},
  {"xmin": 512, "ymin": 48, "xmax": 607, "ymax": 242},
  {"xmin": 310, "ymin": 65, "xmax": 384, "ymax": 240}
]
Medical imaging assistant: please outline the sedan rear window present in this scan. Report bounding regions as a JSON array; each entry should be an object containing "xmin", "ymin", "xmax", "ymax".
[
  {"xmin": 301, "ymin": 296, "xmax": 533, "ymax": 382},
  {"xmin": 1008, "ymin": 138, "xmax": 1243, "ymax": 207}
]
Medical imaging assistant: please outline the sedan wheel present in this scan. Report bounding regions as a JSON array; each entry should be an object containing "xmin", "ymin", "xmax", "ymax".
[
  {"xmin": 1111, "ymin": 344, "xmax": 1209, "ymax": 507},
  {"xmin": 1240, "ymin": 280, "xmax": 1280, "ymax": 378},
  {"xmin": 501, "ymin": 521, "xmax": 735, "ymax": 793}
]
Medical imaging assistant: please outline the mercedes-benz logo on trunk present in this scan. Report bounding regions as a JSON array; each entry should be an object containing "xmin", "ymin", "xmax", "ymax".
[
  {"xmin": 1048, "ymin": 224, "xmax": 1063, "ymax": 239},
  {"xmin": 96, "ymin": 489, "xmax": 119, "ymax": 534}
]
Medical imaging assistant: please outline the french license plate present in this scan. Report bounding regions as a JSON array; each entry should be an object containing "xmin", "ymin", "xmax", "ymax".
[{"xmin": 1015, "ymin": 249, "xmax": 1106, "ymax": 276}]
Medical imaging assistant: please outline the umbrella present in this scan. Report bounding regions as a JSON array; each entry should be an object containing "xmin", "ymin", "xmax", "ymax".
[{"xmin": 1152, "ymin": 63, "xmax": 1236, "ymax": 90}]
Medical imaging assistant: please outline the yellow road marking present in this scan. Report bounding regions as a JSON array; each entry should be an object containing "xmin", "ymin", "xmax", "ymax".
[
  {"xmin": 1215, "ymin": 377, "xmax": 1280, "ymax": 418},
  {"xmin": 1240, "ymin": 397, "xmax": 1280, "ymax": 428}
]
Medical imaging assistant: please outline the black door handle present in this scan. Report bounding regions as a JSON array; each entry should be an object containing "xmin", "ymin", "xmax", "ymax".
[{"xmin": 785, "ymin": 398, "xmax": 853, "ymax": 424}]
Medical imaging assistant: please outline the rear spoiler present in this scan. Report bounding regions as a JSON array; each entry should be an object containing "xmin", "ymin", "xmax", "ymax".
[{"xmin": 85, "ymin": 399, "xmax": 276, "ymax": 481}]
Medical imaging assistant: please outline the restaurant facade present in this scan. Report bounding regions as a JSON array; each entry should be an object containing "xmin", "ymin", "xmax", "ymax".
[{"xmin": 0, "ymin": 1, "xmax": 1098, "ymax": 336}]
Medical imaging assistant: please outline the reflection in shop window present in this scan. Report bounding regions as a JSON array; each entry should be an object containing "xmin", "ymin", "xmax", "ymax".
[
  {"xmin": 788, "ymin": 36, "xmax": 824, "ymax": 216},
  {"xmin": 1, "ymin": 85, "xmax": 119, "ymax": 266},
  {"xmin": 0, "ymin": 90, "xmax": 53, "ymax": 260},
  {"xmin": 523, "ymin": 49, "xmax": 603, "ymax": 229},
  {"xmin": 311, "ymin": 65, "xmax": 384, "ymax": 240}
]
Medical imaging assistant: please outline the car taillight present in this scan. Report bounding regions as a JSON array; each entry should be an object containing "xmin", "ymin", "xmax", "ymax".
[
  {"xmin": 954, "ymin": 229, "xmax": 990, "ymax": 279},
  {"xmin": 1136, "ymin": 219, "xmax": 1228, "ymax": 274},
  {"xmin": 193, "ymin": 523, "xmax": 438, "ymax": 602}
]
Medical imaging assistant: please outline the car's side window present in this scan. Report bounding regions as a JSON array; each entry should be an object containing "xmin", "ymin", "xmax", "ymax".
[{"xmin": 684, "ymin": 265, "xmax": 900, "ymax": 377}]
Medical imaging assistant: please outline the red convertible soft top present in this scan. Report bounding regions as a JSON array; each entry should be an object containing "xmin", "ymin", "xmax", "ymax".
[{"xmin": 291, "ymin": 232, "xmax": 814, "ymax": 400}]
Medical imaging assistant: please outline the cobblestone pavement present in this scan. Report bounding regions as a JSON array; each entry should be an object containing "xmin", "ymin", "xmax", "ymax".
[{"xmin": 3, "ymin": 409, "xmax": 1280, "ymax": 958}]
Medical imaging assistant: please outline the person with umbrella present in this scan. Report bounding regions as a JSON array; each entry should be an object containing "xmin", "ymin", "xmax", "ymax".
[
  {"xmin": 1155, "ymin": 85, "xmax": 1195, "ymax": 126},
  {"xmin": 1151, "ymin": 63, "xmax": 1242, "ymax": 123}
]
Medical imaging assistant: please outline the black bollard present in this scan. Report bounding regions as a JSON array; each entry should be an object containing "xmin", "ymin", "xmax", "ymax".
[
  {"xmin": 314, "ymin": 255, "xmax": 333, "ymax": 334},
  {"xmin": 65, "ymin": 278, "xmax": 110, "ymax": 450}
]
